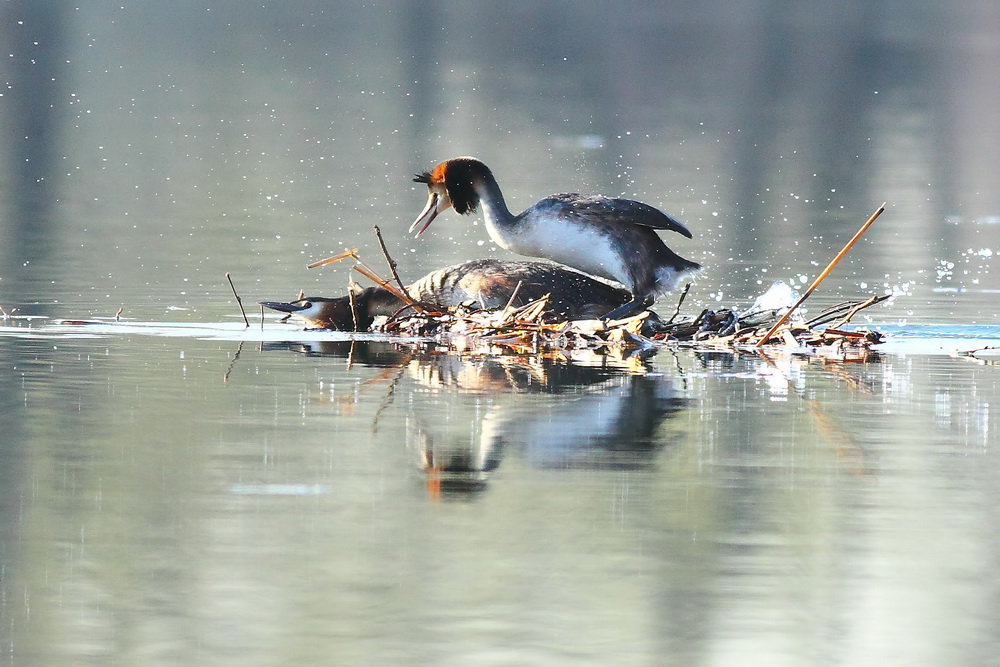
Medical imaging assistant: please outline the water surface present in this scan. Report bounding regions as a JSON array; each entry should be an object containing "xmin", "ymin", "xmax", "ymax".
[{"xmin": 1, "ymin": 2, "xmax": 999, "ymax": 665}]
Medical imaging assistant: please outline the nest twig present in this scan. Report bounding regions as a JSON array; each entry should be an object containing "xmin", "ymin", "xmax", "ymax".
[
  {"xmin": 373, "ymin": 286, "xmax": 888, "ymax": 358},
  {"xmin": 756, "ymin": 204, "xmax": 885, "ymax": 346}
]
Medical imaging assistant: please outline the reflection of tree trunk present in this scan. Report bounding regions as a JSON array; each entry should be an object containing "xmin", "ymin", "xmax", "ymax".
[
  {"xmin": 0, "ymin": 2, "xmax": 67, "ymax": 308},
  {"xmin": 946, "ymin": 4, "xmax": 1000, "ymax": 221},
  {"xmin": 0, "ymin": 4, "xmax": 66, "ymax": 650},
  {"xmin": 400, "ymin": 0, "xmax": 443, "ymax": 164}
]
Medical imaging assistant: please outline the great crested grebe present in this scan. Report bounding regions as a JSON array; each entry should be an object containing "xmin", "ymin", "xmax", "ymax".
[
  {"xmin": 408, "ymin": 156, "xmax": 700, "ymax": 320},
  {"xmin": 259, "ymin": 258, "xmax": 632, "ymax": 330}
]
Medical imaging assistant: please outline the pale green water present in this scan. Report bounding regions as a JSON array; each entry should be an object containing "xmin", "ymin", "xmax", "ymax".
[
  {"xmin": 2, "ymin": 2, "xmax": 999, "ymax": 665},
  {"xmin": 1, "ymin": 325, "xmax": 999, "ymax": 665}
]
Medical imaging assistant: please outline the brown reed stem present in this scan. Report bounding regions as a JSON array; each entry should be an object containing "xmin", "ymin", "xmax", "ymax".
[
  {"xmin": 373, "ymin": 224, "xmax": 415, "ymax": 304},
  {"xmin": 307, "ymin": 248, "xmax": 360, "ymax": 269},
  {"xmin": 348, "ymin": 284, "xmax": 360, "ymax": 332},
  {"xmin": 756, "ymin": 203, "xmax": 885, "ymax": 347},
  {"xmin": 311, "ymin": 247, "xmax": 424, "ymax": 313},
  {"xmin": 502, "ymin": 280, "xmax": 525, "ymax": 314},
  {"xmin": 351, "ymin": 264, "xmax": 413, "ymax": 305}
]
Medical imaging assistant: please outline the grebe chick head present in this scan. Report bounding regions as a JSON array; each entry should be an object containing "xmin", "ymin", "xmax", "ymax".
[{"xmin": 408, "ymin": 157, "xmax": 491, "ymax": 237}]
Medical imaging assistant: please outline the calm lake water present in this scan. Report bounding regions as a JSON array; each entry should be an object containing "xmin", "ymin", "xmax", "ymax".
[{"xmin": 2, "ymin": 2, "xmax": 999, "ymax": 665}]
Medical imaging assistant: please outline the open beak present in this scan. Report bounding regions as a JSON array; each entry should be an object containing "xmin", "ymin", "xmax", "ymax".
[{"xmin": 408, "ymin": 192, "xmax": 441, "ymax": 237}]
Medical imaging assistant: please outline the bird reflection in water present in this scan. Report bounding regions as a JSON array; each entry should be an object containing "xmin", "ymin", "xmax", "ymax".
[{"xmin": 259, "ymin": 341, "xmax": 687, "ymax": 498}]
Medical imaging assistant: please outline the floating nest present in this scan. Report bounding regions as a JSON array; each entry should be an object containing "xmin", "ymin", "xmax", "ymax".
[
  {"xmin": 372, "ymin": 289, "xmax": 890, "ymax": 359},
  {"xmin": 308, "ymin": 207, "xmax": 892, "ymax": 360}
]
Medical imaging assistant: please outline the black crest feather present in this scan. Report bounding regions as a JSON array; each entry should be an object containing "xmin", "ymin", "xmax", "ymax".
[{"xmin": 413, "ymin": 171, "xmax": 432, "ymax": 184}]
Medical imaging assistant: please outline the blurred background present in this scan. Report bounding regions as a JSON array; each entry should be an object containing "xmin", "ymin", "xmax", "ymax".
[{"xmin": 1, "ymin": 1, "xmax": 997, "ymax": 324}]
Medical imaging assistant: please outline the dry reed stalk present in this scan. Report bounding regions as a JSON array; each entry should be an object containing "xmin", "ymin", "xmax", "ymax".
[
  {"xmin": 307, "ymin": 248, "xmax": 360, "ymax": 269},
  {"xmin": 314, "ymin": 247, "xmax": 426, "ymax": 314},
  {"xmin": 348, "ymin": 285, "xmax": 359, "ymax": 332},
  {"xmin": 827, "ymin": 295, "xmax": 890, "ymax": 329},
  {"xmin": 310, "ymin": 248, "xmax": 396, "ymax": 296},
  {"xmin": 667, "ymin": 283, "xmax": 691, "ymax": 324},
  {"xmin": 516, "ymin": 295, "xmax": 551, "ymax": 322},
  {"xmin": 756, "ymin": 203, "xmax": 885, "ymax": 346},
  {"xmin": 348, "ymin": 264, "xmax": 416, "ymax": 306},
  {"xmin": 501, "ymin": 280, "xmax": 525, "ymax": 315},
  {"xmin": 372, "ymin": 225, "xmax": 416, "ymax": 304}
]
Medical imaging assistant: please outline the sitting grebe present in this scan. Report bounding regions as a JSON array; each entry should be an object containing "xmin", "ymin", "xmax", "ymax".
[{"xmin": 260, "ymin": 258, "xmax": 633, "ymax": 330}]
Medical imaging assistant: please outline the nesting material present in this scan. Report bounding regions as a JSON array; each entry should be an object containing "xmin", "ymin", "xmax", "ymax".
[
  {"xmin": 300, "ymin": 204, "xmax": 892, "ymax": 359},
  {"xmin": 372, "ymin": 290, "xmax": 888, "ymax": 359}
]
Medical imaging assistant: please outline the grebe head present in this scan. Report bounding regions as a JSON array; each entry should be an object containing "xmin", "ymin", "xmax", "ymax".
[
  {"xmin": 408, "ymin": 157, "xmax": 490, "ymax": 237},
  {"xmin": 259, "ymin": 295, "xmax": 363, "ymax": 330}
]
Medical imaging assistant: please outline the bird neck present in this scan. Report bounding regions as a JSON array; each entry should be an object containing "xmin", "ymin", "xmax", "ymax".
[
  {"xmin": 474, "ymin": 172, "xmax": 516, "ymax": 229},
  {"xmin": 360, "ymin": 286, "xmax": 405, "ymax": 320}
]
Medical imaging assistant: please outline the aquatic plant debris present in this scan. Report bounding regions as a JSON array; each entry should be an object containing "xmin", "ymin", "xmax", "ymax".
[
  {"xmin": 367, "ymin": 288, "xmax": 887, "ymax": 358},
  {"xmin": 297, "ymin": 208, "xmax": 892, "ymax": 358}
]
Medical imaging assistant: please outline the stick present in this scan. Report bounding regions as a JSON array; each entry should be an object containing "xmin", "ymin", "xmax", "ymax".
[
  {"xmin": 348, "ymin": 284, "xmax": 360, "ymax": 332},
  {"xmin": 312, "ymin": 247, "xmax": 424, "ymax": 313},
  {"xmin": 373, "ymin": 225, "xmax": 415, "ymax": 303},
  {"xmin": 307, "ymin": 248, "xmax": 360, "ymax": 269},
  {"xmin": 384, "ymin": 303, "xmax": 419, "ymax": 328},
  {"xmin": 351, "ymin": 264, "xmax": 412, "ymax": 303},
  {"xmin": 115, "ymin": 306, "xmax": 123, "ymax": 322},
  {"xmin": 827, "ymin": 294, "xmax": 891, "ymax": 329},
  {"xmin": 756, "ymin": 203, "xmax": 885, "ymax": 347},
  {"xmin": 226, "ymin": 272, "xmax": 250, "ymax": 328},
  {"xmin": 352, "ymin": 260, "xmax": 422, "ymax": 311},
  {"xmin": 808, "ymin": 294, "xmax": 891, "ymax": 328},
  {"xmin": 502, "ymin": 280, "xmax": 525, "ymax": 313},
  {"xmin": 667, "ymin": 283, "xmax": 691, "ymax": 324},
  {"xmin": 806, "ymin": 300, "xmax": 863, "ymax": 327},
  {"xmin": 517, "ymin": 295, "xmax": 550, "ymax": 323}
]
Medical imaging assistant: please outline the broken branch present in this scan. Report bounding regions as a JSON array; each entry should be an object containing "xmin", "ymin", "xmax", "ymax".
[
  {"xmin": 373, "ymin": 225, "xmax": 415, "ymax": 304},
  {"xmin": 226, "ymin": 272, "xmax": 250, "ymax": 328}
]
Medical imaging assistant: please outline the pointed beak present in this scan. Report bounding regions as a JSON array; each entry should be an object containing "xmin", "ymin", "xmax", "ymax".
[
  {"xmin": 667, "ymin": 215, "xmax": 694, "ymax": 239},
  {"xmin": 258, "ymin": 301, "xmax": 308, "ymax": 314},
  {"xmin": 408, "ymin": 192, "xmax": 441, "ymax": 237}
]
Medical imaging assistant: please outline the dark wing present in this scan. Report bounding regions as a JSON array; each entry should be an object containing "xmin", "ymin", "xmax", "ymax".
[{"xmin": 542, "ymin": 194, "xmax": 693, "ymax": 238}]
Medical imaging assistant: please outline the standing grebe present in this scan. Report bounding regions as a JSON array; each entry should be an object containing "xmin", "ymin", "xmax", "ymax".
[
  {"xmin": 408, "ymin": 157, "xmax": 700, "ymax": 320},
  {"xmin": 259, "ymin": 259, "xmax": 632, "ymax": 330}
]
